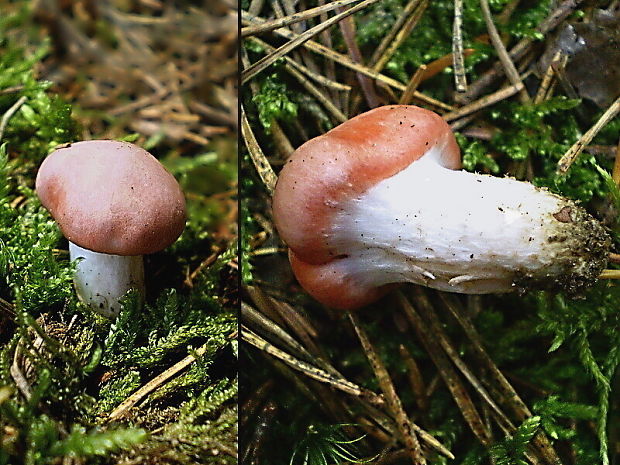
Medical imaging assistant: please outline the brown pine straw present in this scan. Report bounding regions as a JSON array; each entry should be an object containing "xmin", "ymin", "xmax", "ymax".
[
  {"xmin": 241, "ymin": 0, "xmax": 383, "ymax": 83},
  {"xmin": 452, "ymin": 0, "xmax": 467, "ymax": 92},
  {"xmin": 600, "ymin": 270, "xmax": 620, "ymax": 279},
  {"xmin": 348, "ymin": 312, "xmax": 427, "ymax": 465},
  {"xmin": 242, "ymin": 326, "xmax": 386, "ymax": 405},
  {"xmin": 241, "ymin": 12, "xmax": 455, "ymax": 112},
  {"xmin": 241, "ymin": 0, "xmax": 364, "ymax": 37},
  {"xmin": 479, "ymin": 0, "xmax": 529, "ymax": 103},
  {"xmin": 397, "ymin": 292, "xmax": 493, "ymax": 447},
  {"xmin": 241, "ymin": 106, "xmax": 278, "ymax": 195},
  {"xmin": 612, "ymin": 137, "xmax": 620, "ymax": 185},
  {"xmin": 608, "ymin": 253, "xmax": 620, "ymax": 264},
  {"xmin": 557, "ymin": 96, "xmax": 620, "ymax": 174}
]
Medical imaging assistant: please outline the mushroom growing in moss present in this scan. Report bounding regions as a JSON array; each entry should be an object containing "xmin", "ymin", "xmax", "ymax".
[
  {"xmin": 272, "ymin": 105, "xmax": 610, "ymax": 310},
  {"xmin": 36, "ymin": 140, "xmax": 186, "ymax": 317}
]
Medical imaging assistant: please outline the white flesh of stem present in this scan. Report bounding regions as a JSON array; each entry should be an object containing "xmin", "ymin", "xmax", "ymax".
[
  {"xmin": 329, "ymin": 152, "xmax": 607, "ymax": 294},
  {"xmin": 69, "ymin": 242, "xmax": 145, "ymax": 317}
]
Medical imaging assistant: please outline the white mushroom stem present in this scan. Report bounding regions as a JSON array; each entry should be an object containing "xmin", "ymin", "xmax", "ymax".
[
  {"xmin": 329, "ymin": 153, "xmax": 609, "ymax": 294},
  {"xmin": 69, "ymin": 242, "xmax": 145, "ymax": 317}
]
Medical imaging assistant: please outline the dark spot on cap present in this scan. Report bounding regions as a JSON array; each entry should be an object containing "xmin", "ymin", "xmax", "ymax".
[{"xmin": 553, "ymin": 206, "xmax": 573, "ymax": 223}]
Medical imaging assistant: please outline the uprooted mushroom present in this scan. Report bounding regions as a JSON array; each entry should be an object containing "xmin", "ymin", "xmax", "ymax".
[{"xmin": 272, "ymin": 105, "xmax": 610, "ymax": 310}]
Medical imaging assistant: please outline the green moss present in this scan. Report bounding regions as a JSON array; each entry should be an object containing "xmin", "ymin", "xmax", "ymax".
[
  {"xmin": 252, "ymin": 74, "xmax": 299, "ymax": 131},
  {"xmin": 489, "ymin": 416, "xmax": 541, "ymax": 465},
  {"xmin": 489, "ymin": 97, "xmax": 581, "ymax": 162},
  {"xmin": 457, "ymin": 135, "xmax": 500, "ymax": 173}
]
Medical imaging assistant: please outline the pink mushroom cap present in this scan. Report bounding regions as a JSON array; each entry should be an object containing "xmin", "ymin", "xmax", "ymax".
[
  {"xmin": 272, "ymin": 105, "xmax": 461, "ymax": 309},
  {"xmin": 36, "ymin": 140, "xmax": 187, "ymax": 256}
]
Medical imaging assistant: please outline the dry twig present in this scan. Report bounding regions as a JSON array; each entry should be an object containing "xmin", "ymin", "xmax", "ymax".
[
  {"xmin": 0, "ymin": 96, "xmax": 27, "ymax": 142},
  {"xmin": 241, "ymin": 0, "xmax": 364, "ymax": 37},
  {"xmin": 457, "ymin": 0, "xmax": 583, "ymax": 104},
  {"xmin": 438, "ymin": 293, "xmax": 564, "ymax": 465},
  {"xmin": 452, "ymin": 0, "xmax": 467, "ymax": 92},
  {"xmin": 241, "ymin": 0, "xmax": 382, "ymax": 83},
  {"xmin": 372, "ymin": 0, "xmax": 428, "ymax": 73},
  {"xmin": 600, "ymin": 270, "xmax": 620, "ymax": 279},
  {"xmin": 399, "ymin": 65, "xmax": 427, "ymax": 105},
  {"xmin": 242, "ymin": 302, "xmax": 317, "ymax": 364},
  {"xmin": 444, "ymin": 82, "xmax": 525, "ymax": 122},
  {"xmin": 241, "ymin": 106, "xmax": 278, "ymax": 195},
  {"xmin": 479, "ymin": 0, "xmax": 529, "ymax": 103},
  {"xmin": 242, "ymin": 326, "xmax": 385, "ymax": 406},
  {"xmin": 242, "ymin": 13, "xmax": 455, "ymax": 111},
  {"xmin": 557, "ymin": 96, "xmax": 620, "ymax": 174},
  {"xmin": 108, "ymin": 342, "xmax": 215, "ymax": 422},
  {"xmin": 348, "ymin": 312, "xmax": 427, "ymax": 464},
  {"xmin": 534, "ymin": 51, "xmax": 562, "ymax": 104},
  {"xmin": 613, "ymin": 138, "xmax": 620, "ymax": 186},
  {"xmin": 398, "ymin": 292, "xmax": 492, "ymax": 446}
]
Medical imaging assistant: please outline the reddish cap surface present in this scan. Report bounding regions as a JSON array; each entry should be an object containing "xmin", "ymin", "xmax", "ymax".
[
  {"xmin": 36, "ymin": 140, "xmax": 186, "ymax": 256},
  {"xmin": 289, "ymin": 251, "xmax": 397, "ymax": 309},
  {"xmin": 272, "ymin": 105, "xmax": 461, "ymax": 309}
]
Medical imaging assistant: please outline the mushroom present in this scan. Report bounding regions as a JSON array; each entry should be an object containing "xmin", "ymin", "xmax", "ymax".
[
  {"xmin": 272, "ymin": 105, "xmax": 611, "ymax": 310},
  {"xmin": 36, "ymin": 140, "xmax": 186, "ymax": 317}
]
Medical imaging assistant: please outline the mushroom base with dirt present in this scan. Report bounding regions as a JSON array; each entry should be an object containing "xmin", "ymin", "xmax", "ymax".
[
  {"xmin": 295, "ymin": 156, "xmax": 610, "ymax": 308},
  {"xmin": 273, "ymin": 105, "xmax": 611, "ymax": 310}
]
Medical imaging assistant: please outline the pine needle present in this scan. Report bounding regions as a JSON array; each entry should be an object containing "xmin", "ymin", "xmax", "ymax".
[
  {"xmin": 599, "ymin": 269, "xmax": 620, "ymax": 279},
  {"xmin": 242, "ymin": 0, "xmax": 383, "ymax": 83},
  {"xmin": 452, "ymin": 0, "xmax": 467, "ymax": 92},
  {"xmin": 557, "ymin": 96, "xmax": 620, "ymax": 174},
  {"xmin": 348, "ymin": 312, "xmax": 427, "ymax": 464},
  {"xmin": 241, "ymin": 106, "xmax": 278, "ymax": 195},
  {"xmin": 242, "ymin": 326, "xmax": 385, "ymax": 406},
  {"xmin": 241, "ymin": 0, "xmax": 364, "ymax": 37}
]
